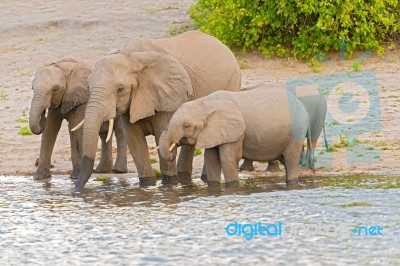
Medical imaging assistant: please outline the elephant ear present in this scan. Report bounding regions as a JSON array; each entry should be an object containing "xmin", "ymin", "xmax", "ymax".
[
  {"xmin": 61, "ymin": 66, "xmax": 91, "ymax": 115},
  {"xmin": 128, "ymin": 51, "xmax": 193, "ymax": 124},
  {"xmin": 197, "ymin": 100, "xmax": 245, "ymax": 149}
]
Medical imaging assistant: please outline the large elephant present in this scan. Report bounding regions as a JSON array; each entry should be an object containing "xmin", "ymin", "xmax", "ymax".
[
  {"xmin": 29, "ymin": 58, "xmax": 128, "ymax": 180},
  {"xmin": 159, "ymin": 85, "xmax": 312, "ymax": 187},
  {"xmin": 73, "ymin": 31, "xmax": 242, "ymax": 190},
  {"xmin": 239, "ymin": 84, "xmax": 328, "ymax": 172}
]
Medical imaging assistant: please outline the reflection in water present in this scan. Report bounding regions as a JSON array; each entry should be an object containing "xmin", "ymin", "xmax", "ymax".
[{"xmin": 0, "ymin": 174, "xmax": 399, "ymax": 265}]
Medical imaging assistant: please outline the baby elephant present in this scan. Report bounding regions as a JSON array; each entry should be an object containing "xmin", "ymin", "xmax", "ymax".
[
  {"xmin": 159, "ymin": 85, "xmax": 312, "ymax": 187},
  {"xmin": 29, "ymin": 58, "xmax": 127, "ymax": 180}
]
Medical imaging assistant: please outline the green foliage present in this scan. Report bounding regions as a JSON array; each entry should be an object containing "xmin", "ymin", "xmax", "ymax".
[
  {"xmin": 150, "ymin": 158, "xmax": 158, "ymax": 164},
  {"xmin": 166, "ymin": 25, "xmax": 191, "ymax": 36},
  {"xmin": 15, "ymin": 111, "xmax": 29, "ymax": 123},
  {"xmin": 153, "ymin": 168, "xmax": 162, "ymax": 179},
  {"xmin": 0, "ymin": 90, "xmax": 8, "ymax": 100},
  {"xmin": 94, "ymin": 175, "xmax": 112, "ymax": 183},
  {"xmin": 18, "ymin": 126, "xmax": 32, "ymax": 136},
  {"xmin": 352, "ymin": 59, "xmax": 361, "ymax": 71},
  {"xmin": 190, "ymin": 0, "xmax": 400, "ymax": 59},
  {"xmin": 194, "ymin": 148, "xmax": 203, "ymax": 156}
]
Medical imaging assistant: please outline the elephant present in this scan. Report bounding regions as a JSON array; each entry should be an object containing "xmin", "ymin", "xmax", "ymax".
[
  {"xmin": 73, "ymin": 30, "xmax": 242, "ymax": 191},
  {"xmin": 159, "ymin": 85, "xmax": 312, "ymax": 187},
  {"xmin": 29, "ymin": 58, "xmax": 128, "ymax": 180},
  {"xmin": 238, "ymin": 84, "xmax": 328, "ymax": 173}
]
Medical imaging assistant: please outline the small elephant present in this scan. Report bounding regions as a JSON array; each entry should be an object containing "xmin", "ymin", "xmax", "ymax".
[
  {"xmin": 29, "ymin": 58, "xmax": 128, "ymax": 180},
  {"xmin": 239, "ymin": 85, "xmax": 328, "ymax": 172},
  {"xmin": 74, "ymin": 30, "xmax": 241, "ymax": 191},
  {"xmin": 159, "ymin": 85, "xmax": 312, "ymax": 187}
]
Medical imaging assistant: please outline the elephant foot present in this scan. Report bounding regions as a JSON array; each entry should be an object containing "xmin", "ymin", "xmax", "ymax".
[
  {"xmin": 177, "ymin": 171, "xmax": 192, "ymax": 185},
  {"xmin": 112, "ymin": 167, "xmax": 128, "ymax": 174},
  {"xmin": 200, "ymin": 173, "xmax": 208, "ymax": 183},
  {"xmin": 94, "ymin": 165, "xmax": 113, "ymax": 173},
  {"xmin": 139, "ymin": 176, "xmax": 157, "ymax": 186},
  {"xmin": 161, "ymin": 175, "xmax": 178, "ymax": 185},
  {"xmin": 33, "ymin": 167, "xmax": 51, "ymax": 180},
  {"xmin": 286, "ymin": 178, "xmax": 299, "ymax": 186},
  {"xmin": 239, "ymin": 161, "xmax": 254, "ymax": 172},
  {"xmin": 113, "ymin": 159, "xmax": 128, "ymax": 174},
  {"xmin": 207, "ymin": 181, "xmax": 221, "ymax": 187},
  {"xmin": 225, "ymin": 180, "xmax": 239, "ymax": 188},
  {"xmin": 35, "ymin": 158, "xmax": 54, "ymax": 168},
  {"xmin": 69, "ymin": 168, "xmax": 80, "ymax": 180},
  {"xmin": 266, "ymin": 161, "xmax": 281, "ymax": 172}
]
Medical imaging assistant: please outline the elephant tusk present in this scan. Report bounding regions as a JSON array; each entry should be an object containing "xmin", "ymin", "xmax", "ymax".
[
  {"xmin": 169, "ymin": 143, "xmax": 177, "ymax": 152},
  {"xmin": 106, "ymin": 118, "xmax": 114, "ymax": 142},
  {"xmin": 150, "ymin": 146, "xmax": 159, "ymax": 152},
  {"xmin": 71, "ymin": 119, "xmax": 84, "ymax": 132}
]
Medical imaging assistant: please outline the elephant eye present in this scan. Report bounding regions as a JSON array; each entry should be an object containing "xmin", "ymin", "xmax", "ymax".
[
  {"xmin": 52, "ymin": 86, "xmax": 59, "ymax": 92},
  {"xmin": 117, "ymin": 86, "xmax": 124, "ymax": 93}
]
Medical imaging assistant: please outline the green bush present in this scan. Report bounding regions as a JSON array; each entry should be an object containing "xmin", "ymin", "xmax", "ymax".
[{"xmin": 190, "ymin": 0, "xmax": 400, "ymax": 59}]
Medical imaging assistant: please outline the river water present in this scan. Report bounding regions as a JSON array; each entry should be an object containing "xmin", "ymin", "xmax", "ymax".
[{"xmin": 0, "ymin": 174, "xmax": 399, "ymax": 265}]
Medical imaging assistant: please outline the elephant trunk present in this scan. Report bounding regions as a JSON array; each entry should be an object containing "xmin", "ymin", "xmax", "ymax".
[
  {"xmin": 159, "ymin": 125, "xmax": 180, "ymax": 162},
  {"xmin": 29, "ymin": 93, "xmax": 50, "ymax": 135},
  {"xmin": 74, "ymin": 95, "xmax": 115, "ymax": 191}
]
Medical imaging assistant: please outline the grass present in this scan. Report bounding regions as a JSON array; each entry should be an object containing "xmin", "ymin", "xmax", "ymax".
[
  {"xmin": 166, "ymin": 25, "xmax": 191, "ymax": 36},
  {"xmin": 15, "ymin": 111, "xmax": 29, "ymax": 123},
  {"xmin": 339, "ymin": 201, "xmax": 373, "ymax": 208},
  {"xmin": 150, "ymin": 158, "xmax": 158, "ymax": 164},
  {"xmin": 194, "ymin": 148, "xmax": 202, "ymax": 156},
  {"xmin": 327, "ymin": 120, "xmax": 340, "ymax": 126},
  {"xmin": 327, "ymin": 132, "xmax": 359, "ymax": 152},
  {"xmin": 18, "ymin": 126, "xmax": 33, "ymax": 136},
  {"xmin": 153, "ymin": 168, "xmax": 162, "ymax": 179},
  {"xmin": 309, "ymin": 57, "xmax": 323, "ymax": 73},
  {"xmin": 4, "ymin": 106, "xmax": 10, "ymax": 109},
  {"xmin": 352, "ymin": 59, "xmax": 361, "ymax": 71},
  {"xmin": 94, "ymin": 175, "xmax": 112, "ymax": 183},
  {"xmin": 335, "ymin": 87, "xmax": 345, "ymax": 94},
  {"xmin": 0, "ymin": 90, "xmax": 8, "ymax": 100}
]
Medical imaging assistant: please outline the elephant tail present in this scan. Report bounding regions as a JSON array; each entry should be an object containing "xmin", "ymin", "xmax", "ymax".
[
  {"xmin": 323, "ymin": 124, "xmax": 329, "ymax": 151},
  {"xmin": 305, "ymin": 124, "xmax": 315, "ymax": 169}
]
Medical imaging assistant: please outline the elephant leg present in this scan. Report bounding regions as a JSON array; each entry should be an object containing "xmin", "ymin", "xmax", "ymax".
[
  {"xmin": 200, "ymin": 163, "xmax": 207, "ymax": 183},
  {"xmin": 113, "ymin": 117, "xmax": 128, "ymax": 173},
  {"xmin": 95, "ymin": 125, "xmax": 113, "ymax": 173},
  {"xmin": 219, "ymin": 140, "xmax": 242, "ymax": 188},
  {"xmin": 68, "ymin": 106, "xmax": 86, "ymax": 179},
  {"xmin": 282, "ymin": 139, "xmax": 303, "ymax": 186},
  {"xmin": 68, "ymin": 129, "xmax": 81, "ymax": 179},
  {"xmin": 204, "ymin": 147, "xmax": 222, "ymax": 187},
  {"xmin": 266, "ymin": 160, "xmax": 281, "ymax": 172},
  {"xmin": 176, "ymin": 144, "xmax": 194, "ymax": 183},
  {"xmin": 122, "ymin": 115, "xmax": 156, "ymax": 185},
  {"xmin": 239, "ymin": 159, "xmax": 254, "ymax": 172},
  {"xmin": 34, "ymin": 110, "xmax": 62, "ymax": 180}
]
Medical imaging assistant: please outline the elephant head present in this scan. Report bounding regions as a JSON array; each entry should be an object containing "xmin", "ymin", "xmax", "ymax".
[
  {"xmin": 74, "ymin": 51, "xmax": 193, "ymax": 190},
  {"xmin": 29, "ymin": 58, "xmax": 91, "ymax": 134},
  {"xmin": 159, "ymin": 99, "xmax": 245, "ymax": 162}
]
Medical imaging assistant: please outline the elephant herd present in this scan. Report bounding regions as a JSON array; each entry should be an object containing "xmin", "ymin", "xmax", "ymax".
[{"xmin": 29, "ymin": 30, "xmax": 328, "ymax": 191}]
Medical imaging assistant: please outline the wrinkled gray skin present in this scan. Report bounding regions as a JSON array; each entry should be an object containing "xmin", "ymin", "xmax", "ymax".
[
  {"xmin": 74, "ymin": 31, "xmax": 241, "ymax": 191},
  {"xmin": 159, "ymin": 86, "xmax": 312, "ymax": 187},
  {"xmin": 239, "ymin": 84, "xmax": 328, "ymax": 172},
  {"xmin": 29, "ymin": 58, "xmax": 127, "ymax": 180}
]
